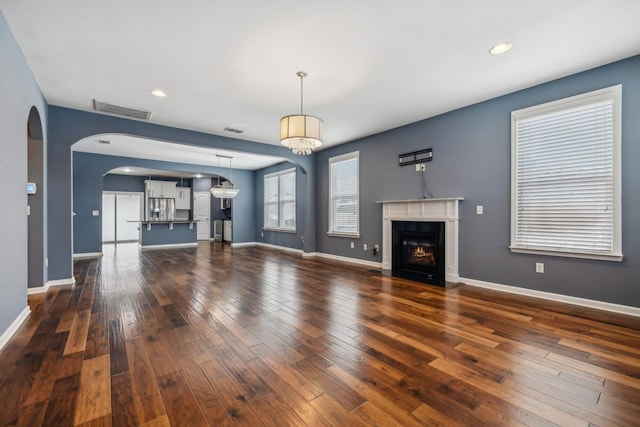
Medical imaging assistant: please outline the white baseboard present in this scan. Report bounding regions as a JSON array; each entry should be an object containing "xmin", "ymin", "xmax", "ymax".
[
  {"xmin": 27, "ymin": 277, "xmax": 75, "ymax": 295},
  {"xmin": 461, "ymin": 277, "xmax": 640, "ymax": 318},
  {"xmin": 28, "ymin": 284, "xmax": 48, "ymax": 295},
  {"xmin": 303, "ymin": 251, "xmax": 382, "ymax": 269},
  {"xmin": 231, "ymin": 241, "xmax": 258, "ymax": 249},
  {"xmin": 48, "ymin": 277, "xmax": 76, "ymax": 287},
  {"xmin": 251, "ymin": 243, "xmax": 381, "ymax": 268},
  {"xmin": 0, "ymin": 306, "xmax": 30, "ymax": 351},
  {"xmin": 140, "ymin": 242, "xmax": 198, "ymax": 251},
  {"xmin": 73, "ymin": 252, "xmax": 103, "ymax": 259},
  {"xmin": 254, "ymin": 242, "xmax": 303, "ymax": 254}
]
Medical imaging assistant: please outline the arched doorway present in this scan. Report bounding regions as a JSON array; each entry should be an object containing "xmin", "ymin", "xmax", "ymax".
[{"xmin": 27, "ymin": 107, "xmax": 45, "ymax": 288}]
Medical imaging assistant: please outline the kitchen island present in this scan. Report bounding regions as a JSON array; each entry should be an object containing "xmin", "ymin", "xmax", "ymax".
[{"xmin": 139, "ymin": 221, "xmax": 198, "ymax": 250}]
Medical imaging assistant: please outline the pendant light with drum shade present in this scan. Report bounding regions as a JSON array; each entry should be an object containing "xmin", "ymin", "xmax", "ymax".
[
  {"xmin": 280, "ymin": 71, "xmax": 323, "ymax": 155},
  {"xmin": 210, "ymin": 155, "xmax": 239, "ymax": 198}
]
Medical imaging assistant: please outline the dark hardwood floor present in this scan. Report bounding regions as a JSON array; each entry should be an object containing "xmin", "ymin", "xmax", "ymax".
[{"xmin": 1, "ymin": 242, "xmax": 640, "ymax": 426}]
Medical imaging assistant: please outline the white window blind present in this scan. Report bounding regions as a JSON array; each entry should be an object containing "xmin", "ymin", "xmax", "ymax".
[
  {"xmin": 511, "ymin": 85, "xmax": 622, "ymax": 261},
  {"xmin": 329, "ymin": 151, "xmax": 359, "ymax": 236},
  {"xmin": 264, "ymin": 168, "xmax": 296, "ymax": 231}
]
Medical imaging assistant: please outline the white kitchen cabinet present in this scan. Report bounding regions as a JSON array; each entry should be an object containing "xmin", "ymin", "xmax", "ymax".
[
  {"xmin": 176, "ymin": 187, "xmax": 191, "ymax": 210},
  {"xmin": 145, "ymin": 180, "xmax": 177, "ymax": 198}
]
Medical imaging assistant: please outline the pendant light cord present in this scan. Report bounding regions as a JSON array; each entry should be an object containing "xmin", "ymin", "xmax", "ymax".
[{"xmin": 297, "ymin": 71, "xmax": 307, "ymax": 115}]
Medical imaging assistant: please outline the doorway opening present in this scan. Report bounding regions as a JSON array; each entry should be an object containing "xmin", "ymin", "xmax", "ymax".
[
  {"xmin": 28, "ymin": 107, "xmax": 45, "ymax": 288},
  {"xmin": 102, "ymin": 192, "xmax": 143, "ymax": 243}
]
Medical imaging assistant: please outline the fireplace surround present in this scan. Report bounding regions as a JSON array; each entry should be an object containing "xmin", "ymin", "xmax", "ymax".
[{"xmin": 378, "ymin": 198, "xmax": 463, "ymax": 287}]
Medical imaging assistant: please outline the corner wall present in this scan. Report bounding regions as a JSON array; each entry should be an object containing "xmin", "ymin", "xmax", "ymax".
[
  {"xmin": 314, "ymin": 55, "xmax": 640, "ymax": 308},
  {"xmin": 0, "ymin": 12, "xmax": 48, "ymax": 336}
]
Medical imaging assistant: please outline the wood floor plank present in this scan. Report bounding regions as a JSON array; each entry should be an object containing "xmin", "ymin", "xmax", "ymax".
[
  {"xmin": 0, "ymin": 242, "xmax": 638, "ymax": 426},
  {"xmin": 63, "ymin": 308, "xmax": 91, "ymax": 355},
  {"xmin": 177, "ymin": 354, "xmax": 234, "ymax": 426},
  {"xmin": 74, "ymin": 353, "xmax": 112, "ymax": 425},
  {"xmin": 110, "ymin": 372, "xmax": 140, "ymax": 427},
  {"xmin": 125, "ymin": 336, "xmax": 167, "ymax": 424},
  {"xmin": 42, "ymin": 373, "xmax": 80, "ymax": 427},
  {"xmin": 156, "ymin": 371, "xmax": 208, "ymax": 427}
]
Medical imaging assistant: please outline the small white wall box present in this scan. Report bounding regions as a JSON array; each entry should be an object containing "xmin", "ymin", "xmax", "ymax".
[{"xmin": 27, "ymin": 182, "xmax": 37, "ymax": 194}]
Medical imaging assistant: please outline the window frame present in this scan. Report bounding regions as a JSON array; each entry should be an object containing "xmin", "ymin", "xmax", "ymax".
[
  {"xmin": 510, "ymin": 85, "xmax": 622, "ymax": 261},
  {"xmin": 328, "ymin": 151, "xmax": 360, "ymax": 238},
  {"xmin": 263, "ymin": 167, "xmax": 296, "ymax": 233}
]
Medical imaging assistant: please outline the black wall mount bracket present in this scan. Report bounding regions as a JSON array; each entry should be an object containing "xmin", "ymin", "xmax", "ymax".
[{"xmin": 399, "ymin": 148, "xmax": 433, "ymax": 166}]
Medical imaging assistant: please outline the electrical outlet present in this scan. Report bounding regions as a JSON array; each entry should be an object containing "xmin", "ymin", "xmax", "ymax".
[
  {"xmin": 415, "ymin": 164, "xmax": 421, "ymax": 171},
  {"xmin": 476, "ymin": 205, "xmax": 484, "ymax": 215},
  {"xmin": 350, "ymin": 242, "xmax": 354, "ymax": 249},
  {"xmin": 261, "ymin": 232, "xmax": 264, "ymax": 237},
  {"xmin": 536, "ymin": 263, "xmax": 544, "ymax": 273},
  {"xmin": 45, "ymin": 257, "xmax": 48, "ymax": 267},
  {"xmin": 363, "ymin": 244, "xmax": 368, "ymax": 250}
]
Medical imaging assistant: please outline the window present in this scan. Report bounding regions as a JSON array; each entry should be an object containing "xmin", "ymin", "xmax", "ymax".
[
  {"xmin": 328, "ymin": 151, "xmax": 359, "ymax": 236},
  {"xmin": 510, "ymin": 85, "xmax": 622, "ymax": 261},
  {"xmin": 264, "ymin": 168, "xmax": 296, "ymax": 231}
]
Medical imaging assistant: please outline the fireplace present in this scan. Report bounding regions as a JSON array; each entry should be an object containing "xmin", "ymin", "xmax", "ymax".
[
  {"xmin": 392, "ymin": 221, "xmax": 445, "ymax": 286},
  {"xmin": 378, "ymin": 198, "xmax": 462, "ymax": 286}
]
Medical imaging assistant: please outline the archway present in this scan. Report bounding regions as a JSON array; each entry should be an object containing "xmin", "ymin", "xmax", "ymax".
[{"xmin": 27, "ymin": 107, "xmax": 45, "ymax": 288}]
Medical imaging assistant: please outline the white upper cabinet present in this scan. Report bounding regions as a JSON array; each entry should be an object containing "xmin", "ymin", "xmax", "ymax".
[
  {"xmin": 176, "ymin": 187, "xmax": 191, "ymax": 210},
  {"xmin": 145, "ymin": 180, "xmax": 177, "ymax": 198}
]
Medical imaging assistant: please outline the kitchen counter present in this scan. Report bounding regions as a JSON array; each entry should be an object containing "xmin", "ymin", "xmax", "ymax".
[{"xmin": 138, "ymin": 221, "xmax": 198, "ymax": 250}]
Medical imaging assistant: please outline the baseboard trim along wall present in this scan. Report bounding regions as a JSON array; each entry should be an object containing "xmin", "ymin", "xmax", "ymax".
[
  {"xmin": 140, "ymin": 242, "xmax": 198, "ymax": 251},
  {"xmin": 231, "ymin": 241, "xmax": 260, "ymax": 249},
  {"xmin": 302, "ymin": 251, "xmax": 382, "ymax": 269},
  {"xmin": 27, "ymin": 277, "xmax": 76, "ymax": 295},
  {"xmin": 0, "ymin": 306, "xmax": 30, "ymax": 351},
  {"xmin": 253, "ymin": 242, "xmax": 303, "ymax": 254},
  {"xmin": 461, "ymin": 277, "xmax": 640, "ymax": 318},
  {"xmin": 72, "ymin": 252, "xmax": 103, "ymax": 259}
]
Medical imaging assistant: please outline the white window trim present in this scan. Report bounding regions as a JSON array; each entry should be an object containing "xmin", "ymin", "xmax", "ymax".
[
  {"xmin": 510, "ymin": 85, "xmax": 622, "ymax": 261},
  {"xmin": 328, "ymin": 151, "xmax": 360, "ymax": 238},
  {"xmin": 263, "ymin": 167, "xmax": 296, "ymax": 233}
]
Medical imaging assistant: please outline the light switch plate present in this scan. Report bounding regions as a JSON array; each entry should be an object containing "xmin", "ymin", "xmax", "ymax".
[
  {"xmin": 92, "ymin": 210, "xmax": 100, "ymax": 216},
  {"xmin": 476, "ymin": 205, "xmax": 484, "ymax": 215}
]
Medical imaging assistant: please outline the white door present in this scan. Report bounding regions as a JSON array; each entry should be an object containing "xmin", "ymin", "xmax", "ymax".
[
  {"xmin": 102, "ymin": 194, "xmax": 116, "ymax": 242},
  {"xmin": 194, "ymin": 191, "xmax": 210, "ymax": 241},
  {"xmin": 116, "ymin": 194, "xmax": 142, "ymax": 241},
  {"xmin": 102, "ymin": 192, "xmax": 142, "ymax": 243}
]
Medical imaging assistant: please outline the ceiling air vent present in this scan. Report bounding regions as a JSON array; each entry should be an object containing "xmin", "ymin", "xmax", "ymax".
[
  {"xmin": 224, "ymin": 127, "xmax": 244, "ymax": 134},
  {"xmin": 93, "ymin": 100, "xmax": 152, "ymax": 120}
]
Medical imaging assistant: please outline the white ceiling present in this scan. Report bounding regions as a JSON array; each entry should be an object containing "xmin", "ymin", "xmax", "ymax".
[{"xmin": 3, "ymin": 0, "xmax": 640, "ymax": 163}]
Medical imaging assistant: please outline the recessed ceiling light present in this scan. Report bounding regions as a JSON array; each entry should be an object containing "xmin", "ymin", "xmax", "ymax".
[
  {"xmin": 150, "ymin": 89, "xmax": 166, "ymax": 97},
  {"xmin": 489, "ymin": 42, "xmax": 512, "ymax": 55},
  {"xmin": 195, "ymin": 174, "xmax": 202, "ymax": 178},
  {"xmin": 123, "ymin": 168, "xmax": 131, "ymax": 172}
]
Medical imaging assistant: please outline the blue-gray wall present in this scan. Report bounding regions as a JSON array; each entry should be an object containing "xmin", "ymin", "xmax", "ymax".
[
  {"xmin": 103, "ymin": 174, "xmax": 147, "ymax": 192},
  {"xmin": 315, "ymin": 55, "xmax": 640, "ymax": 308},
  {"xmin": 0, "ymin": 12, "xmax": 48, "ymax": 334},
  {"xmin": 73, "ymin": 152, "xmax": 255, "ymax": 254},
  {"xmin": 254, "ymin": 162, "xmax": 306, "ymax": 250},
  {"xmin": 47, "ymin": 106, "xmax": 315, "ymax": 280}
]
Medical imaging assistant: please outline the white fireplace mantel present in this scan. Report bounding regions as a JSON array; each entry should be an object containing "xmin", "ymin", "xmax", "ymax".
[{"xmin": 377, "ymin": 198, "xmax": 463, "ymax": 284}]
